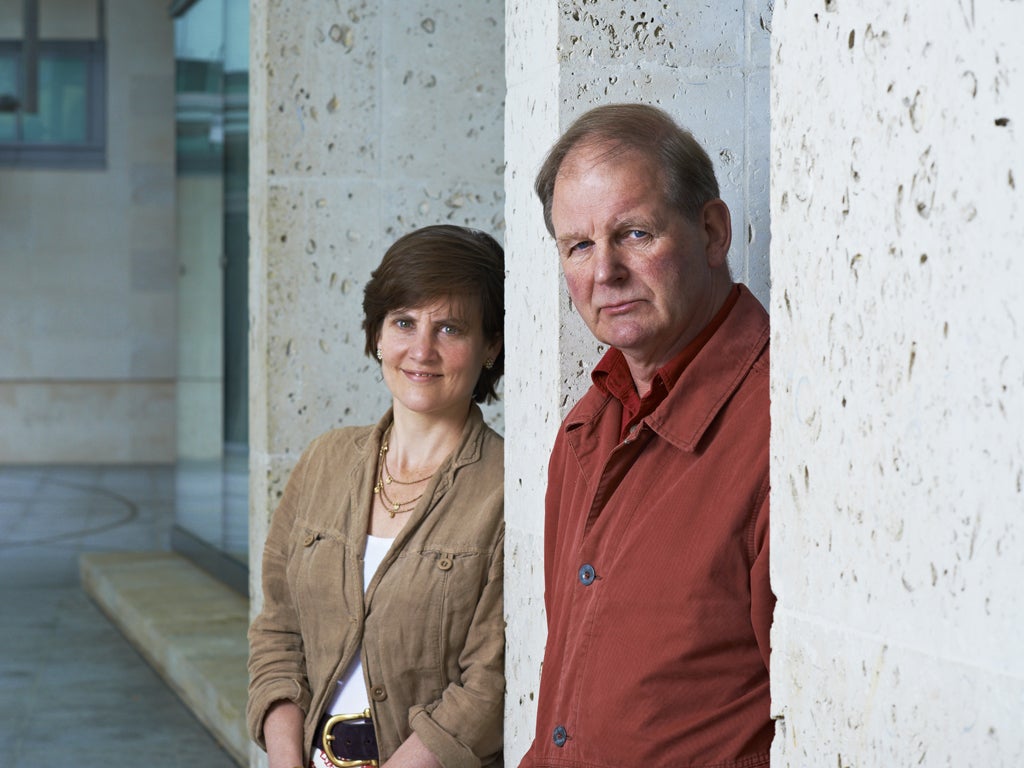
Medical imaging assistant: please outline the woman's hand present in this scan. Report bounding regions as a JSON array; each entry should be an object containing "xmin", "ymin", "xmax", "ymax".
[
  {"xmin": 381, "ymin": 731, "xmax": 442, "ymax": 768},
  {"xmin": 264, "ymin": 699, "xmax": 306, "ymax": 768}
]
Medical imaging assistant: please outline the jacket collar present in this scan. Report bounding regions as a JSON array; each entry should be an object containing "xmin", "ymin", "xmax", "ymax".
[
  {"xmin": 352, "ymin": 402, "xmax": 489, "ymax": 529},
  {"xmin": 565, "ymin": 285, "xmax": 769, "ymax": 453},
  {"xmin": 358, "ymin": 402, "xmax": 490, "ymax": 602},
  {"xmin": 355, "ymin": 402, "xmax": 488, "ymax": 467}
]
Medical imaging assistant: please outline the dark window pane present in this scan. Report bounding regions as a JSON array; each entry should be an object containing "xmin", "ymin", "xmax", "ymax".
[
  {"xmin": 22, "ymin": 55, "xmax": 89, "ymax": 144},
  {"xmin": 0, "ymin": 53, "xmax": 16, "ymax": 141},
  {"xmin": 0, "ymin": 41, "xmax": 105, "ymax": 168}
]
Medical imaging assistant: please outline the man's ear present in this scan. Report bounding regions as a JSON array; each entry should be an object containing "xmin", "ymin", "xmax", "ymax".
[{"xmin": 701, "ymin": 199, "xmax": 732, "ymax": 268}]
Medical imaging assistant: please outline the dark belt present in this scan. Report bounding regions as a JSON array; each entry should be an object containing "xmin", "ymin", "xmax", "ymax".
[{"xmin": 313, "ymin": 709, "xmax": 379, "ymax": 767}]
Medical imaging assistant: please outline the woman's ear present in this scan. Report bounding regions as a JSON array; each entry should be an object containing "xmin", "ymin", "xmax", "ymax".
[{"xmin": 485, "ymin": 336, "xmax": 503, "ymax": 364}]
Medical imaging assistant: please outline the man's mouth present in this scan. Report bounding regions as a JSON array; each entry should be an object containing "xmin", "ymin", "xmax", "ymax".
[{"xmin": 600, "ymin": 299, "xmax": 640, "ymax": 315}]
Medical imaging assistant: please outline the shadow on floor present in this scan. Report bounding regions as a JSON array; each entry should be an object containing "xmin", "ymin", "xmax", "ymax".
[{"xmin": 0, "ymin": 465, "xmax": 242, "ymax": 768}]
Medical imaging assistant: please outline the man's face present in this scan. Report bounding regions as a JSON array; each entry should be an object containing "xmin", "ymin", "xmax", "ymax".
[{"xmin": 551, "ymin": 142, "xmax": 727, "ymax": 374}]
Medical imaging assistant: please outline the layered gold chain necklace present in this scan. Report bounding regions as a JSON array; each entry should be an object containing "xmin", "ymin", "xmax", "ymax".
[{"xmin": 373, "ymin": 425, "xmax": 435, "ymax": 518}]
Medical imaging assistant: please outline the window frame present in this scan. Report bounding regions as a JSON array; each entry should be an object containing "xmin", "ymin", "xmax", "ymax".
[{"xmin": 0, "ymin": 39, "xmax": 107, "ymax": 170}]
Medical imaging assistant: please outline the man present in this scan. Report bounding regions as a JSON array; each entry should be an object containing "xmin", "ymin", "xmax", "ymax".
[{"xmin": 520, "ymin": 104, "xmax": 773, "ymax": 767}]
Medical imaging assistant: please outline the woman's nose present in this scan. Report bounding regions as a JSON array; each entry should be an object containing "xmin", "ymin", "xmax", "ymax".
[{"xmin": 409, "ymin": 327, "xmax": 437, "ymax": 359}]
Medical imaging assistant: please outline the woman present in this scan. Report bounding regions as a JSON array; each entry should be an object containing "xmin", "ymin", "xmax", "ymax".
[{"xmin": 247, "ymin": 225, "xmax": 505, "ymax": 768}]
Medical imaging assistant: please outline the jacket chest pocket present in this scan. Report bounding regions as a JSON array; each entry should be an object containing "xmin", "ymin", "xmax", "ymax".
[
  {"xmin": 417, "ymin": 549, "xmax": 486, "ymax": 617},
  {"xmin": 287, "ymin": 525, "xmax": 357, "ymax": 623},
  {"xmin": 369, "ymin": 550, "xmax": 486, "ymax": 678}
]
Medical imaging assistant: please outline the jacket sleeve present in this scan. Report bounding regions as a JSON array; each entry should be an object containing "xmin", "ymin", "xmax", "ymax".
[
  {"xmin": 246, "ymin": 443, "xmax": 316, "ymax": 748},
  {"xmin": 514, "ymin": 424, "xmax": 571, "ymax": 768},
  {"xmin": 542, "ymin": 426, "xmax": 570, "ymax": 623},
  {"xmin": 408, "ymin": 484, "xmax": 506, "ymax": 768},
  {"xmin": 749, "ymin": 490, "xmax": 774, "ymax": 671}
]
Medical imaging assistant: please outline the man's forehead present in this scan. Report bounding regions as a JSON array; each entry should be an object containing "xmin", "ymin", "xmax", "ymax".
[
  {"xmin": 552, "ymin": 146, "xmax": 668, "ymax": 228},
  {"xmin": 558, "ymin": 139, "xmax": 655, "ymax": 178}
]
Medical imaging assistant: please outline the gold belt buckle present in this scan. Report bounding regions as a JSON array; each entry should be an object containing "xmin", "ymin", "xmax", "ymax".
[{"xmin": 322, "ymin": 708, "xmax": 378, "ymax": 768}]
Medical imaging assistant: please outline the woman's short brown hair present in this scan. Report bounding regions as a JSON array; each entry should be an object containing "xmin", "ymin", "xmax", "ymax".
[
  {"xmin": 362, "ymin": 224, "xmax": 505, "ymax": 404},
  {"xmin": 534, "ymin": 103, "xmax": 721, "ymax": 236}
]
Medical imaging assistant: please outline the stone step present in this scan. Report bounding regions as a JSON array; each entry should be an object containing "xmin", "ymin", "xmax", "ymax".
[{"xmin": 80, "ymin": 551, "xmax": 250, "ymax": 766}]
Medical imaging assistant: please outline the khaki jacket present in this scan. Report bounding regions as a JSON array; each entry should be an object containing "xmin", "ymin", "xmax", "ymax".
[{"xmin": 247, "ymin": 405, "xmax": 505, "ymax": 767}]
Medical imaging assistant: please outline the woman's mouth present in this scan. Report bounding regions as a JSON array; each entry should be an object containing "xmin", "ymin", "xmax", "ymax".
[{"xmin": 403, "ymin": 369, "xmax": 442, "ymax": 382}]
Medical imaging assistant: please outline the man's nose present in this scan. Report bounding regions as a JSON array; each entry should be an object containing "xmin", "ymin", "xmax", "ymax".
[{"xmin": 593, "ymin": 241, "xmax": 628, "ymax": 284}]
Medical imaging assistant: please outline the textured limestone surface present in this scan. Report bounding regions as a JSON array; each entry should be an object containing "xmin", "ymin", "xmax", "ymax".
[
  {"xmin": 503, "ymin": 0, "xmax": 562, "ymax": 758},
  {"xmin": 503, "ymin": 0, "xmax": 772, "ymax": 762},
  {"xmin": 771, "ymin": 1, "xmax": 1024, "ymax": 764}
]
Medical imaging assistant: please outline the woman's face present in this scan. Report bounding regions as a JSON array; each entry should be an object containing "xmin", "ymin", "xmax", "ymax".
[{"xmin": 377, "ymin": 296, "xmax": 501, "ymax": 423}]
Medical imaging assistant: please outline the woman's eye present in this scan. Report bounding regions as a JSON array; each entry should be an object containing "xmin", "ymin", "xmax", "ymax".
[
  {"xmin": 395, "ymin": 318, "xmax": 412, "ymax": 329},
  {"xmin": 440, "ymin": 324, "xmax": 461, "ymax": 335}
]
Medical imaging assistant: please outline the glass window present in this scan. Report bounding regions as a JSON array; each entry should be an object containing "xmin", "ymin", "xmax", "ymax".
[{"xmin": 0, "ymin": 40, "xmax": 106, "ymax": 168}]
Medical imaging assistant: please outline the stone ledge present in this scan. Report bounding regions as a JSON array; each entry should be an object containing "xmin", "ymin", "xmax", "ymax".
[{"xmin": 80, "ymin": 551, "xmax": 249, "ymax": 766}]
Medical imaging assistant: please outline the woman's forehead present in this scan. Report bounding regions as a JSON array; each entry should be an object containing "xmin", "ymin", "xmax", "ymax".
[{"xmin": 391, "ymin": 294, "xmax": 482, "ymax": 319}]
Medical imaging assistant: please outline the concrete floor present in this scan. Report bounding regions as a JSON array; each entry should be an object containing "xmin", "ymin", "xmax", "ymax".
[{"xmin": 0, "ymin": 465, "xmax": 241, "ymax": 768}]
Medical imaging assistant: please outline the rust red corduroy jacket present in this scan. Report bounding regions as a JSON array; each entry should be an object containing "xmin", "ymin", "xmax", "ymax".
[{"xmin": 522, "ymin": 285, "xmax": 774, "ymax": 768}]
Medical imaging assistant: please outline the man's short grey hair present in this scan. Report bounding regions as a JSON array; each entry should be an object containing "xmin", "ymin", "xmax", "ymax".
[{"xmin": 534, "ymin": 103, "xmax": 721, "ymax": 237}]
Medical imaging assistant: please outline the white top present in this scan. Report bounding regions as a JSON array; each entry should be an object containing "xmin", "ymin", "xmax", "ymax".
[{"xmin": 325, "ymin": 534, "xmax": 395, "ymax": 715}]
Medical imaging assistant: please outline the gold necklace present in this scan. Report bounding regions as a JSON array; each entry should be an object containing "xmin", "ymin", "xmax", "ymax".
[
  {"xmin": 373, "ymin": 425, "xmax": 431, "ymax": 518},
  {"xmin": 381, "ymin": 437, "xmax": 434, "ymax": 486},
  {"xmin": 377, "ymin": 480, "xmax": 424, "ymax": 517}
]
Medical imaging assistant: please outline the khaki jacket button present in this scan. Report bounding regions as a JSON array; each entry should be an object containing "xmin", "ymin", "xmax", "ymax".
[
  {"xmin": 371, "ymin": 685, "xmax": 387, "ymax": 701},
  {"xmin": 438, "ymin": 556, "xmax": 453, "ymax": 571},
  {"xmin": 302, "ymin": 534, "xmax": 316, "ymax": 547}
]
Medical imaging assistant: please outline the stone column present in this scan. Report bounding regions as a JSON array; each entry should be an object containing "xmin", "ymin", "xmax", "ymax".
[
  {"xmin": 770, "ymin": 0, "xmax": 1024, "ymax": 763},
  {"xmin": 249, "ymin": 1, "xmax": 504, "ymax": 764},
  {"xmin": 503, "ymin": 0, "xmax": 773, "ymax": 761}
]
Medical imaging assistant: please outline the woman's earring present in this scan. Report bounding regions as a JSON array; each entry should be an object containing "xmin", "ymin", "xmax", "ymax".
[
  {"xmin": 376, "ymin": 348, "xmax": 383, "ymax": 361},
  {"xmin": 483, "ymin": 358, "xmax": 494, "ymax": 370}
]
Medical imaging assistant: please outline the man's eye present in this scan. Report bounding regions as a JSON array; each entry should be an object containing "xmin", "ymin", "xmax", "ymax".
[
  {"xmin": 625, "ymin": 229, "xmax": 648, "ymax": 239},
  {"xmin": 568, "ymin": 240, "xmax": 592, "ymax": 255}
]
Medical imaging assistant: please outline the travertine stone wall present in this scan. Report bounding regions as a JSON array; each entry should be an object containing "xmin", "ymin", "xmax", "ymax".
[
  {"xmin": 503, "ymin": 0, "xmax": 772, "ymax": 761},
  {"xmin": 248, "ymin": 0, "xmax": 505, "ymax": 619},
  {"xmin": 0, "ymin": 0, "xmax": 176, "ymax": 463},
  {"xmin": 770, "ymin": 1, "xmax": 1024, "ymax": 764}
]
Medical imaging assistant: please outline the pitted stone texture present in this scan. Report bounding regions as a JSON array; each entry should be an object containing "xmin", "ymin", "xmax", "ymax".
[
  {"xmin": 267, "ymin": 5, "xmax": 383, "ymax": 180},
  {"xmin": 771, "ymin": 0, "xmax": 1024, "ymax": 764},
  {"xmin": 772, "ymin": 618, "xmax": 1024, "ymax": 765},
  {"xmin": 503, "ymin": 2, "xmax": 562, "ymax": 762}
]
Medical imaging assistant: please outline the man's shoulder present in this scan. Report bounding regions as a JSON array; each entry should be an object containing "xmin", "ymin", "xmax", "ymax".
[{"xmin": 560, "ymin": 382, "xmax": 615, "ymax": 431}]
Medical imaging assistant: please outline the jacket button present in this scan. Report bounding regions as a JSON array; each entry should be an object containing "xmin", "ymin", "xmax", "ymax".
[
  {"xmin": 438, "ymin": 556, "xmax": 453, "ymax": 571},
  {"xmin": 552, "ymin": 725, "xmax": 568, "ymax": 747},
  {"xmin": 578, "ymin": 564, "xmax": 596, "ymax": 586},
  {"xmin": 370, "ymin": 684, "xmax": 387, "ymax": 701},
  {"xmin": 302, "ymin": 534, "xmax": 316, "ymax": 547}
]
